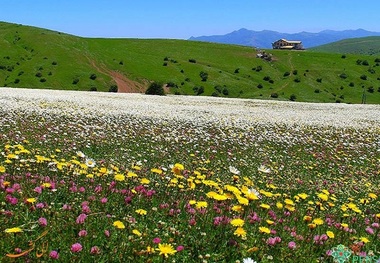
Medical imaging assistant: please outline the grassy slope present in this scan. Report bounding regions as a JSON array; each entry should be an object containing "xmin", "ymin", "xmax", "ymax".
[
  {"xmin": 310, "ymin": 36, "xmax": 380, "ymax": 55},
  {"xmin": 1, "ymin": 22, "xmax": 380, "ymax": 103}
]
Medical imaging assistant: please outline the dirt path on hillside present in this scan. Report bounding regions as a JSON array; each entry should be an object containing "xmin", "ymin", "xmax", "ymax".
[{"xmin": 87, "ymin": 57, "xmax": 145, "ymax": 93}]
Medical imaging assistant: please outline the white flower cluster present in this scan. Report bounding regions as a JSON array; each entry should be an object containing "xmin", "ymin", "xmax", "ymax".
[{"xmin": 0, "ymin": 88, "xmax": 379, "ymax": 130}]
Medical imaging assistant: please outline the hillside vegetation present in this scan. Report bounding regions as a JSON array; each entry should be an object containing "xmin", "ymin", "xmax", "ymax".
[
  {"xmin": 1, "ymin": 22, "xmax": 380, "ymax": 103},
  {"xmin": 310, "ymin": 36, "xmax": 380, "ymax": 55}
]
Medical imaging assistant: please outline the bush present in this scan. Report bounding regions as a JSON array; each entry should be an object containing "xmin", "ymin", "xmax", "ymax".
[
  {"xmin": 211, "ymin": 92, "xmax": 219, "ymax": 97},
  {"xmin": 185, "ymin": 78, "xmax": 190, "ymax": 82},
  {"xmin": 199, "ymin": 71, "xmax": 208, "ymax": 82},
  {"xmin": 163, "ymin": 62, "xmax": 168, "ymax": 66},
  {"xmin": 314, "ymin": 89, "xmax": 320, "ymax": 93},
  {"xmin": 109, "ymin": 85, "xmax": 118, "ymax": 92},
  {"xmin": 294, "ymin": 77, "xmax": 301, "ymax": 83},
  {"xmin": 339, "ymin": 73, "xmax": 347, "ymax": 79},
  {"xmin": 349, "ymin": 82, "xmax": 355, "ymax": 87},
  {"xmin": 269, "ymin": 79, "xmax": 274, "ymax": 84},
  {"xmin": 14, "ymin": 78, "xmax": 20, "ymax": 84},
  {"xmin": 257, "ymin": 83, "xmax": 263, "ymax": 89},
  {"xmin": 292, "ymin": 70, "xmax": 298, "ymax": 75},
  {"xmin": 145, "ymin": 82, "xmax": 165, "ymax": 95},
  {"xmin": 163, "ymin": 57, "xmax": 169, "ymax": 61},
  {"xmin": 283, "ymin": 71, "xmax": 290, "ymax": 77},
  {"xmin": 119, "ymin": 61, "xmax": 124, "ymax": 65},
  {"xmin": 263, "ymin": 76, "xmax": 271, "ymax": 81},
  {"xmin": 367, "ymin": 86, "xmax": 375, "ymax": 93},
  {"xmin": 90, "ymin": 74, "xmax": 97, "ymax": 80},
  {"xmin": 189, "ymin": 59, "xmax": 196, "ymax": 63},
  {"xmin": 72, "ymin": 78, "xmax": 79, "ymax": 85},
  {"xmin": 254, "ymin": 65, "xmax": 262, "ymax": 72},
  {"xmin": 290, "ymin": 94, "xmax": 297, "ymax": 101},
  {"xmin": 270, "ymin": 93, "xmax": 278, "ymax": 98},
  {"xmin": 90, "ymin": 87, "xmax": 97, "ymax": 92},
  {"xmin": 360, "ymin": 74, "xmax": 367, "ymax": 80},
  {"xmin": 40, "ymin": 78, "xmax": 46, "ymax": 83},
  {"xmin": 234, "ymin": 68, "xmax": 240, "ymax": 74},
  {"xmin": 316, "ymin": 78, "xmax": 322, "ymax": 83},
  {"xmin": 362, "ymin": 60, "xmax": 369, "ymax": 66},
  {"xmin": 52, "ymin": 61, "xmax": 58, "ymax": 65},
  {"xmin": 368, "ymin": 68, "xmax": 375, "ymax": 74},
  {"xmin": 35, "ymin": 72, "xmax": 42, "ymax": 78},
  {"xmin": 222, "ymin": 88, "xmax": 229, "ymax": 96},
  {"xmin": 375, "ymin": 58, "xmax": 380, "ymax": 63},
  {"xmin": 341, "ymin": 54, "xmax": 346, "ymax": 59}
]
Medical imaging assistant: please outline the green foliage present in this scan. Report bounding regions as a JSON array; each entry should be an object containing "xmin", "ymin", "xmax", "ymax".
[
  {"xmin": 360, "ymin": 74, "xmax": 367, "ymax": 80},
  {"xmin": 290, "ymin": 94, "xmax": 297, "ymax": 101},
  {"xmin": 145, "ymin": 81, "xmax": 165, "ymax": 95},
  {"xmin": 90, "ymin": 74, "xmax": 97, "ymax": 80},
  {"xmin": 188, "ymin": 58, "xmax": 196, "ymax": 63},
  {"xmin": 199, "ymin": 71, "xmax": 208, "ymax": 82},
  {"xmin": 109, "ymin": 85, "xmax": 118, "ymax": 92}
]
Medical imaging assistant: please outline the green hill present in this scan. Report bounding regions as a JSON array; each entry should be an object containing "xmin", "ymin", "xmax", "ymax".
[
  {"xmin": 1, "ymin": 22, "xmax": 380, "ymax": 103},
  {"xmin": 310, "ymin": 36, "xmax": 380, "ymax": 55}
]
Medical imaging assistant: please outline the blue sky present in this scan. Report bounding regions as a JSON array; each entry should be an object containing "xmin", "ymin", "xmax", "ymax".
[{"xmin": 2, "ymin": 0, "xmax": 380, "ymax": 39}]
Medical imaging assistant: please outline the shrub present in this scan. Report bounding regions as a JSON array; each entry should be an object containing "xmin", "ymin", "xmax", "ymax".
[
  {"xmin": 189, "ymin": 59, "xmax": 196, "ymax": 63},
  {"xmin": 292, "ymin": 70, "xmax": 298, "ymax": 75},
  {"xmin": 349, "ymin": 82, "xmax": 355, "ymax": 87},
  {"xmin": 294, "ymin": 77, "xmax": 301, "ymax": 83},
  {"xmin": 362, "ymin": 60, "xmax": 369, "ymax": 66},
  {"xmin": 185, "ymin": 78, "xmax": 190, "ymax": 82},
  {"xmin": 52, "ymin": 61, "xmax": 58, "ymax": 65},
  {"xmin": 283, "ymin": 71, "xmax": 290, "ymax": 77},
  {"xmin": 163, "ymin": 57, "xmax": 169, "ymax": 61},
  {"xmin": 314, "ymin": 89, "xmax": 320, "ymax": 93},
  {"xmin": 40, "ymin": 78, "xmax": 46, "ymax": 83},
  {"xmin": 367, "ymin": 86, "xmax": 374, "ymax": 93},
  {"xmin": 270, "ymin": 93, "xmax": 278, "ymax": 98},
  {"xmin": 234, "ymin": 68, "xmax": 240, "ymax": 74},
  {"xmin": 375, "ymin": 58, "xmax": 380, "ymax": 63},
  {"xmin": 72, "ymin": 78, "xmax": 79, "ymax": 85},
  {"xmin": 341, "ymin": 54, "xmax": 346, "ymax": 59},
  {"xmin": 109, "ymin": 85, "xmax": 118, "ymax": 92},
  {"xmin": 269, "ymin": 79, "xmax": 274, "ymax": 84},
  {"xmin": 289, "ymin": 94, "xmax": 297, "ymax": 101},
  {"xmin": 257, "ymin": 83, "xmax": 263, "ymax": 89},
  {"xmin": 263, "ymin": 76, "xmax": 271, "ymax": 81},
  {"xmin": 360, "ymin": 74, "xmax": 367, "ymax": 80},
  {"xmin": 166, "ymin": 82, "xmax": 177, "ymax": 88},
  {"xmin": 119, "ymin": 61, "xmax": 123, "ymax": 65},
  {"xmin": 253, "ymin": 65, "xmax": 262, "ymax": 72},
  {"xmin": 90, "ymin": 74, "xmax": 97, "ymax": 80},
  {"xmin": 368, "ymin": 68, "xmax": 375, "ymax": 74},
  {"xmin": 222, "ymin": 88, "xmax": 229, "ymax": 96},
  {"xmin": 199, "ymin": 71, "xmax": 208, "ymax": 82},
  {"xmin": 35, "ymin": 72, "xmax": 42, "ymax": 78},
  {"xmin": 211, "ymin": 92, "xmax": 219, "ymax": 97},
  {"xmin": 90, "ymin": 87, "xmax": 97, "ymax": 91},
  {"xmin": 18, "ymin": 71, "xmax": 24, "ymax": 76},
  {"xmin": 14, "ymin": 78, "xmax": 20, "ymax": 84},
  {"xmin": 316, "ymin": 78, "xmax": 322, "ymax": 83},
  {"xmin": 180, "ymin": 69, "xmax": 184, "ymax": 73},
  {"xmin": 214, "ymin": 85, "xmax": 222, "ymax": 93},
  {"xmin": 356, "ymin": 59, "xmax": 363, "ymax": 65},
  {"xmin": 339, "ymin": 73, "xmax": 348, "ymax": 79},
  {"xmin": 145, "ymin": 82, "xmax": 165, "ymax": 95},
  {"xmin": 163, "ymin": 62, "xmax": 168, "ymax": 66}
]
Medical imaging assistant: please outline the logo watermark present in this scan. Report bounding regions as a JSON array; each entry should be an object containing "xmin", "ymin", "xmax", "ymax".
[{"xmin": 331, "ymin": 244, "xmax": 379, "ymax": 263}]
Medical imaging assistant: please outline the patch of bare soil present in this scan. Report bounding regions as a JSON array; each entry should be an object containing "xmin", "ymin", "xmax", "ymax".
[{"xmin": 87, "ymin": 57, "xmax": 146, "ymax": 93}]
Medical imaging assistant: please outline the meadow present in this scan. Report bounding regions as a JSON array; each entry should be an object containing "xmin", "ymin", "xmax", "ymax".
[{"xmin": 0, "ymin": 88, "xmax": 379, "ymax": 262}]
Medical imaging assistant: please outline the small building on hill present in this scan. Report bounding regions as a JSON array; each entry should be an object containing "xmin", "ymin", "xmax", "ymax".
[{"xmin": 272, "ymin": 39, "xmax": 304, "ymax": 50}]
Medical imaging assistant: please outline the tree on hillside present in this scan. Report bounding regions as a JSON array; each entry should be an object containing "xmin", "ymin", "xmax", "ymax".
[{"xmin": 145, "ymin": 82, "xmax": 165, "ymax": 95}]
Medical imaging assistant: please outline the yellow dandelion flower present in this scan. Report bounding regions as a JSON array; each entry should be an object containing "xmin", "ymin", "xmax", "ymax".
[
  {"xmin": 247, "ymin": 247, "xmax": 259, "ymax": 253},
  {"xmin": 360, "ymin": 237, "xmax": 370, "ymax": 243},
  {"xmin": 171, "ymin": 163, "xmax": 184, "ymax": 175},
  {"xmin": 368, "ymin": 193, "xmax": 377, "ymax": 199},
  {"xmin": 266, "ymin": 220, "xmax": 274, "ymax": 225},
  {"xmin": 140, "ymin": 178, "xmax": 150, "ymax": 185},
  {"xmin": 298, "ymin": 193, "xmax": 308, "ymax": 200},
  {"xmin": 259, "ymin": 226, "xmax": 271, "ymax": 234},
  {"xmin": 114, "ymin": 174, "xmax": 125, "ymax": 181},
  {"xmin": 260, "ymin": 203, "xmax": 270, "ymax": 209},
  {"xmin": 113, "ymin": 220, "xmax": 125, "ymax": 229},
  {"xmin": 341, "ymin": 223, "xmax": 349, "ymax": 228},
  {"xmin": 0, "ymin": 166, "xmax": 6, "ymax": 173},
  {"xmin": 321, "ymin": 189, "xmax": 330, "ymax": 195},
  {"xmin": 127, "ymin": 171, "xmax": 137, "ymax": 177},
  {"xmin": 234, "ymin": 227, "xmax": 246, "ymax": 238},
  {"xmin": 230, "ymin": 218, "xmax": 245, "ymax": 227},
  {"xmin": 189, "ymin": 200, "xmax": 196, "ymax": 205},
  {"xmin": 2, "ymin": 181, "xmax": 10, "ymax": 187},
  {"xmin": 376, "ymin": 213, "xmax": 380, "ymax": 219},
  {"xmin": 4, "ymin": 227, "xmax": 23, "ymax": 233},
  {"xmin": 132, "ymin": 229, "xmax": 142, "ymax": 236},
  {"xmin": 308, "ymin": 223, "xmax": 317, "ymax": 229},
  {"xmin": 232, "ymin": 205, "xmax": 243, "ymax": 212},
  {"xmin": 313, "ymin": 218, "xmax": 324, "ymax": 225},
  {"xmin": 132, "ymin": 165, "xmax": 141, "ymax": 171},
  {"xmin": 276, "ymin": 202, "xmax": 283, "ymax": 209},
  {"xmin": 285, "ymin": 205, "xmax": 295, "ymax": 212},
  {"xmin": 195, "ymin": 201, "xmax": 207, "ymax": 209},
  {"xmin": 237, "ymin": 196, "xmax": 249, "ymax": 206},
  {"xmin": 151, "ymin": 168, "xmax": 163, "ymax": 174},
  {"xmin": 42, "ymin": 182, "xmax": 51, "ymax": 188},
  {"xmin": 146, "ymin": 246, "xmax": 155, "ymax": 254},
  {"xmin": 284, "ymin": 199, "xmax": 294, "ymax": 205},
  {"xmin": 326, "ymin": 231, "xmax": 334, "ymax": 239},
  {"xmin": 136, "ymin": 209, "xmax": 147, "ymax": 215},
  {"xmin": 157, "ymin": 243, "xmax": 177, "ymax": 257},
  {"xmin": 26, "ymin": 197, "xmax": 37, "ymax": 204},
  {"xmin": 318, "ymin": 193, "xmax": 329, "ymax": 201}
]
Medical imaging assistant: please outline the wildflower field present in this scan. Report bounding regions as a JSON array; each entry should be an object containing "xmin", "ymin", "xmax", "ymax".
[{"xmin": 0, "ymin": 88, "xmax": 379, "ymax": 263}]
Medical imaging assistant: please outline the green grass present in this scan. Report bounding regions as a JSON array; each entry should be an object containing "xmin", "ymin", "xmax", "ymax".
[
  {"xmin": 310, "ymin": 36, "xmax": 380, "ymax": 55},
  {"xmin": 1, "ymin": 21, "xmax": 380, "ymax": 103}
]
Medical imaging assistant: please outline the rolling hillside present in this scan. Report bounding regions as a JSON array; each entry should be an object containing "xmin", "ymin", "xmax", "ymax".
[
  {"xmin": 310, "ymin": 36, "xmax": 380, "ymax": 55},
  {"xmin": 1, "ymin": 22, "xmax": 380, "ymax": 104}
]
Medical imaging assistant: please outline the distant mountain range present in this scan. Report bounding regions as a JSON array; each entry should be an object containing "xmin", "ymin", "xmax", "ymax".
[{"xmin": 189, "ymin": 28, "xmax": 380, "ymax": 48}]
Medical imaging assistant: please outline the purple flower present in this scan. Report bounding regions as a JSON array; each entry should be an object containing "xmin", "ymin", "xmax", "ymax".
[
  {"xmin": 76, "ymin": 213, "xmax": 87, "ymax": 224},
  {"xmin": 100, "ymin": 197, "xmax": 108, "ymax": 204},
  {"xmin": 288, "ymin": 241, "xmax": 296, "ymax": 249},
  {"xmin": 78, "ymin": 230, "xmax": 88, "ymax": 237},
  {"xmin": 366, "ymin": 227, "xmax": 374, "ymax": 235},
  {"xmin": 90, "ymin": 246, "xmax": 100, "ymax": 254},
  {"xmin": 71, "ymin": 243, "xmax": 83, "ymax": 253},
  {"xmin": 49, "ymin": 250, "xmax": 59, "ymax": 259},
  {"xmin": 176, "ymin": 245, "xmax": 184, "ymax": 252},
  {"xmin": 153, "ymin": 237, "xmax": 161, "ymax": 244},
  {"xmin": 38, "ymin": 217, "xmax": 47, "ymax": 227}
]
